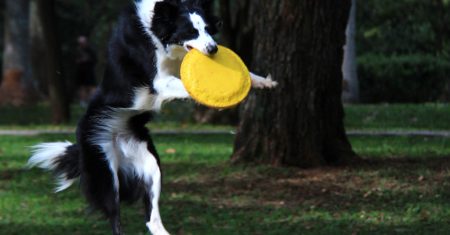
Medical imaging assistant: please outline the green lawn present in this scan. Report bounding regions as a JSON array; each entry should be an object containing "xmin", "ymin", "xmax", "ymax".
[
  {"xmin": 344, "ymin": 103, "xmax": 450, "ymax": 131},
  {"xmin": 0, "ymin": 102, "xmax": 232, "ymax": 131},
  {"xmin": 0, "ymin": 103, "xmax": 449, "ymax": 131},
  {"xmin": 1, "ymin": 134, "xmax": 450, "ymax": 234}
]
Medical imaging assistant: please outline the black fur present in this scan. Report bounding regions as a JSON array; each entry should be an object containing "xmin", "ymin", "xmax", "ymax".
[{"xmin": 53, "ymin": 144, "xmax": 81, "ymax": 180}]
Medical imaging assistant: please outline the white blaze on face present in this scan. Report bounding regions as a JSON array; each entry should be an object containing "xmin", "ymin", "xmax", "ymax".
[{"xmin": 184, "ymin": 13, "xmax": 217, "ymax": 55}]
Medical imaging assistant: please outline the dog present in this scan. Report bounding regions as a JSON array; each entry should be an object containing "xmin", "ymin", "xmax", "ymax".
[{"xmin": 28, "ymin": 0, "xmax": 276, "ymax": 234}]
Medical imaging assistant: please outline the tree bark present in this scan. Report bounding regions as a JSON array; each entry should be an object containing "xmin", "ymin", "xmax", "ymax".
[
  {"xmin": 34, "ymin": 0, "xmax": 70, "ymax": 123},
  {"xmin": 342, "ymin": 0, "xmax": 359, "ymax": 103},
  {"xmin": 0, "ymin": 0, "xmax": 33, "ymax": 105},
  {"xmin": 30, "ymin": 1, "xmax": 48, "ymax": 94},
  {"xmin": 231, "ymin": 0, "xmax": 357, "ymax": 167}
]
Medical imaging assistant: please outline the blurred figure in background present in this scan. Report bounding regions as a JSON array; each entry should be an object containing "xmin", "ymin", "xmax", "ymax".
[{"xmin": 75, "ymin": 35, "xmax": 97, "ymax": 107}]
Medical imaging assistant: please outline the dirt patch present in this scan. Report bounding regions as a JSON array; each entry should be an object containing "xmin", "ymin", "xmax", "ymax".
[{"xmin": 164, "ymin": 157, "xmax": 450, "ymax": 210}]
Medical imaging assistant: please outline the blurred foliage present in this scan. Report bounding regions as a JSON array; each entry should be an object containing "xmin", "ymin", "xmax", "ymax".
[
  {"xmin": 358, "ymin": 54, "xmax": 450, "ymax": 102},
  {"xmin": 357, "ymin": 0, "xmax": 450, "ymax": 102},
  {"xmin": 357, "ymin": 0, "xmax": 449, "ymax": 55}
]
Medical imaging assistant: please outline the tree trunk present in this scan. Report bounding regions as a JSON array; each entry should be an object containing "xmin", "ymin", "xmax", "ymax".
[
  {"xmin": 342, "ymin": 0, "xmax": 359, "ymax": 103},
  {"xmin": 34, "ymin": 0, "xmax": 70, "ymax": 123},
  {"xmin": 231, "ymin": 0, "xmax": 357, "ymax": 167},
  {"xmin": 220, "ymin": 0, "xmax": 253, "ymax": 64},
  {"xmin": 30, "ymin": 1, "xmax": 48, "ymax": 94},
  {"xmin": 0, "ymin": 0, "xmax": 33, "ymax": 106}
]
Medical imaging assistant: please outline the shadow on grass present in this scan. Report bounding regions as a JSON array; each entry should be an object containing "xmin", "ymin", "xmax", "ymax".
[
  {"xmin": 162, "ymin": 157, "xmax": 450, "ymax": 204},
  {"xmin": 0, "ymin": 221, "xmax": 115, "ymax": 235},
  {"xmin": 160, "ymin": 157, "xmax": 450, "ymax": 234}
]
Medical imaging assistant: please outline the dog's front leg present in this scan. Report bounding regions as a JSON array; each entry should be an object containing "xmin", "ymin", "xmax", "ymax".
[
  {"xmin": 250, "ymin": 72, "xmax": 278, "ymax": 89},
  {"xmin": 153, "ymin": 76, "xmax": 190, "ymax": 109}
]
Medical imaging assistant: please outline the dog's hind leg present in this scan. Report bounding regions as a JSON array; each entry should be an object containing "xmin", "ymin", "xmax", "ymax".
[
  {"xmin": 143, "ymin": 172, "xmax": 169, "ymax": 235},
  {"xmin": 142, "ymin": 141, "xmax": 169, "ymax": 235},
  {"xmin": 80, "ymin": 143, "xmax": 123, "ymax": 235},
  {"xmin": 115, "ymin": 135, "xmax": 168, "ymax": 235},
  {"xmin": 82, "ymin": 167, "xmax": 122, "ymax": 235}
]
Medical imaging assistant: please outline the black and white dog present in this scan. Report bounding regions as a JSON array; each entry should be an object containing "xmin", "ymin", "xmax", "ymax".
[{"xmin": 28, "ymin": 0, "xmax": 276, "ymax": 234}]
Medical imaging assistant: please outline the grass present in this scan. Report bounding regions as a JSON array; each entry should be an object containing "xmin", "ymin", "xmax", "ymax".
[
  {"xmin": 344, "ymin": 103, "xmax": 450, "ymax": 131},
  {"xmin": 0, "ymin": 102, "xmax": 233, "ymax": 131},
  {"xmin": 0, "ymin": 103, "xmax": 449, "ymax": 233},
  {"xmin": 1, "ymin": 103, "xmax": 449, "ymax": 131},
  {"xmin": 1, "ymin": 134, "xmax": 450, "ymax": 234}
]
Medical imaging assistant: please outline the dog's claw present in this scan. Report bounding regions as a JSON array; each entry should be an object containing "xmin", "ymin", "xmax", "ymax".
[
  {"xmin": 252, "ymin": 74, "xmax": 278, "ymax": 89},
  {"xmin": 265, "ymin": 74, "xmax": 278, "ymax": 88}
]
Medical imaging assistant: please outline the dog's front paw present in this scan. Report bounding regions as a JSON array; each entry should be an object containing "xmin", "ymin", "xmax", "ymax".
[{"xmin": 252, "ymin": 74, "xmax": 278, "ymax": 89}]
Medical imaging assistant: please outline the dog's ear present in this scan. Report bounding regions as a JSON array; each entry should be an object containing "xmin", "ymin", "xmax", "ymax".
[
  {"xmin": 152, "ymin": 0, "xmax": 181, "ymax": 45},
  {"xmin": 154, "ymin": 0, "xmax": 180, "ymax": 20},
  {"xmin": 195, "ymin": 0, "xmax": 222, "ymax": 35}
]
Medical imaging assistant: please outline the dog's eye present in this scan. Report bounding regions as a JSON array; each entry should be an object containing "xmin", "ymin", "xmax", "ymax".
[
  {"xmin": 189, "ymin": 28, "xmax": 197, "ymax": 35},
  {"xmin": 205, "ymin": 26, "xmax": 218, "ymax": 35}
]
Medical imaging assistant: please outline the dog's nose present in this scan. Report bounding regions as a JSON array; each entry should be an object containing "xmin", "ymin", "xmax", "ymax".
[{"xmin": 207, "ymin": 45, "xmax": 218, "ymax": 55}]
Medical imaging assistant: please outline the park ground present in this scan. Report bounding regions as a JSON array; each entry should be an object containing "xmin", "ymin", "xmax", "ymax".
[{"xmin": 1, "ymin": 103, "xmax": 450, "ymax": 234}]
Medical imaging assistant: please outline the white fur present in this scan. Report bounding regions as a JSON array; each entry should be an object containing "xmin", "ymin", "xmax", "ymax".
[
  {"xmin": 131, "ymin": 70, "xmax": 190, "ymax": 112},
  {"xmin": 132, "ymin": 87, "xmax": 158, "ymax": 111},
  {"xmin": 89, "ymin": 110, "xmax": 169, "ymax": 235},
  {"xmin": 184, "ymin": 13, "xmax": 217, "ymax": 55},
  {"xmin": 55, "ymin": 175, "xmax": 76, "ymax": 192},
  {"xmin": 28, "ymin": 141, "xmax": 75, "ymax": 192},
  {"xmin": 250, "ymin": 72, "xmax": 278, "ymax": 89},
  {"xmin": 28, "ymin": 141, "xmax": 72, "ymax": 169},
  {"xmin": 154, "ymin": 76, "xmax": 190, "ymax": 108}
]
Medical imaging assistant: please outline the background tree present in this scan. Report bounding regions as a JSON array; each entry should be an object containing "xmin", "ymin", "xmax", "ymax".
[
  {"xmin": 0, "ymin": 0, "xmax": 33, "ymax": 106},
  {"xmin": 232, "ymin": 0, "xmax": 357, "ymax": 167},
  {"xmin": 32, "ymin": 0, "xmax": 70, "ymax": 123},
  {"xmin": 342, "ymin": 0, "xmax": 359, "ymax": 103}
]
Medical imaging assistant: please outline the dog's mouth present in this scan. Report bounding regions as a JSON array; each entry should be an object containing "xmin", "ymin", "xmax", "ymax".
[{"xmin": 185, "ymin": 45, "xmax": 194, "ymax": 51}]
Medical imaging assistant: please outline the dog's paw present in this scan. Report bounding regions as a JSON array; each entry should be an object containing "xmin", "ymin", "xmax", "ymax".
[
  {"xmin": 252, "ymin": 74, "xmax": 278, "ymax": 89},
  {"xmin": 147, "ymin": 221, "xmax": 170, "ymax": 235}
]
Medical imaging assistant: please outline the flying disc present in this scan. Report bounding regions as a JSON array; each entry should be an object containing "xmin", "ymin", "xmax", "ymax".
[{"xmin": 180, "ymin": 45, "xmax": 251, "ymax": 109}]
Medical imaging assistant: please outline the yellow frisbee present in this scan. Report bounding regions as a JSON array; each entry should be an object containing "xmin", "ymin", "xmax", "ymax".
[{"xmin": 180, "ymin": 45, "xmax": 251, "ymax": 109}]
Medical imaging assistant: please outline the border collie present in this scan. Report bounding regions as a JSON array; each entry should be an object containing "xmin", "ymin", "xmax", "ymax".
[{"xmin": 28, "ymin": 0, "xmax": 276, "ymax": 234}]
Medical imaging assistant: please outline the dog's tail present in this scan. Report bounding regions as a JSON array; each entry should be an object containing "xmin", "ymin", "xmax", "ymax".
[{"xmin": 28, "ymin": 141, "xmax": 80, "ymax": 192}]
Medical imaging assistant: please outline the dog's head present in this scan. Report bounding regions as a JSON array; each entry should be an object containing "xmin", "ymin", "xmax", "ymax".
[{"xmin": 142, "ymin": 0, "xmax": 221, "ymax": 55}]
